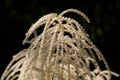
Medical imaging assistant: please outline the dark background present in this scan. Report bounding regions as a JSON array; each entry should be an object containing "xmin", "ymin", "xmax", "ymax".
[{"xmin": 0, "ymin": 0, "xmax": 120, "ymax": 80}]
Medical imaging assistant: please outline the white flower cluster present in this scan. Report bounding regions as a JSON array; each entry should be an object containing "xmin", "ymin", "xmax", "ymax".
[{"xmin": 1, "ymin": 9, "xmax": 119, "ymax": 80}]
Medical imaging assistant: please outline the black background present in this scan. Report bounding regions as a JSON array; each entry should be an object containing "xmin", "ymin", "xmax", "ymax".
[{"xmin": 0, "ymin": 0, "xmax": 120, "ymax": 80}]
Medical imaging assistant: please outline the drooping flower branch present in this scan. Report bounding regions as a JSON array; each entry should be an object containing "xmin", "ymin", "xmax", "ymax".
[{"xmin": 1, "ymin": 9, "xmax": 119, "ymax": 80}]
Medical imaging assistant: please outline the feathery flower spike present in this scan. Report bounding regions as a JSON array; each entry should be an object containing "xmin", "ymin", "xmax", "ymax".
[{"xmin": 1, "ymin": 9, "xmax": 119, "ymax": 80}]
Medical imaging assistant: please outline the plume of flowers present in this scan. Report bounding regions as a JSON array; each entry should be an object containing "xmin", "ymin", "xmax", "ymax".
[{"xmin": 1, "ymin": 9, "xmax": 119, "ymax": 80}]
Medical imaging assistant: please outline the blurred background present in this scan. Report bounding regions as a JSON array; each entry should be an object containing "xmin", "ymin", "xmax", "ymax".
[{"xmin": 0, "ymin": 0, "xmax": 120, "ymax": 79}]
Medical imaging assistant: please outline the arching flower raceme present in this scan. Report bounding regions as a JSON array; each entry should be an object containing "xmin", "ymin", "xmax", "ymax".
[{"xmin": 1, "ymin": 9, "xmax": 119, "ymax": 80}]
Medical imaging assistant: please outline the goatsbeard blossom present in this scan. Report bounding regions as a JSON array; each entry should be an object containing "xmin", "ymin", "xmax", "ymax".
[{"xmin": 1, "ymin": 9, "xmax": 119, "ymax": 80}]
